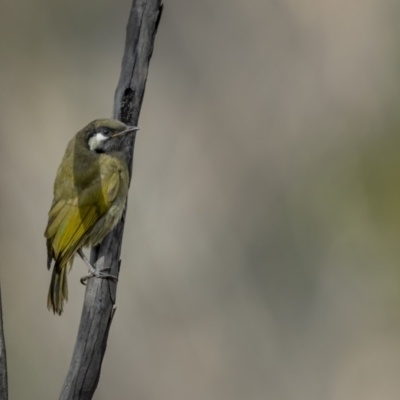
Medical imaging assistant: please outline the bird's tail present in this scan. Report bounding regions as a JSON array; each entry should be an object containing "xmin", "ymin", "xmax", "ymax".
[{"xmin": 47, "ymin": 261, "xmax": 70, "ymax": 315}]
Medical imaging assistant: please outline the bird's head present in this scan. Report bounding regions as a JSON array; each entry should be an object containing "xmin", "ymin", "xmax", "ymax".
[{"xmin": 80, "ymin": 119, "xmax": 139, "ymax": 153}]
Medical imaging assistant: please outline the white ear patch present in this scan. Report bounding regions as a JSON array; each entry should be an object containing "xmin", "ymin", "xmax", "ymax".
[{"xmin": 88, "ymin": 133, "xmax": 108, "ymax": 151}]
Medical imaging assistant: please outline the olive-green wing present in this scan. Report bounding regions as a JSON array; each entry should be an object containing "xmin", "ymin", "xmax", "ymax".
[{"xmin": 45, "ymin": 170, "xmax": 120, "ymax": 269}]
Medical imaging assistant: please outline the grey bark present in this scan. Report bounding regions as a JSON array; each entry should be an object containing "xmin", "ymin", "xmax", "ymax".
[
  {"xmin": 59, "ymin": 1, "xmax": 163, "ymax": 399},
  {"xmin": 0, "ymin": 284, "xmax": 8, "ymax": 400}
]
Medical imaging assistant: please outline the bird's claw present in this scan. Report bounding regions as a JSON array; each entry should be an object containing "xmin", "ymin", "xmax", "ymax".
[{"xmin": 80, "ymin": 268, "xmax": 118, "ymax": 285}]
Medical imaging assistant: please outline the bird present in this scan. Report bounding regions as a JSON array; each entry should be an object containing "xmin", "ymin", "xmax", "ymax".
[{"xmin": 44, "ymin": 118, "xmax": 139, "ymax": 315}]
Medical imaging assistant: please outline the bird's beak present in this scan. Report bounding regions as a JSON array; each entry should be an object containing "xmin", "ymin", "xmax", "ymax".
[{"xmin": 112, "ymin": 126, "xmax": 140, "ymax": 138}]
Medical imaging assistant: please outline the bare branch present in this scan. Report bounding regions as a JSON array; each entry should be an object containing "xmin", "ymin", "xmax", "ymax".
[
  {"xmin": 0, "ymin": 283, "xmax": 8, "ymax": 400},
  {"xmin": 60, "ymin": 1, "xmax": 163, "ymax": 399}
]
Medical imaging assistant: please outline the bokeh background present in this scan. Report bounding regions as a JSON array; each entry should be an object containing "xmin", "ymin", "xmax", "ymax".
[{"xmin": 1, "ymin": 0, "xmax": 400, "ymax": 399}]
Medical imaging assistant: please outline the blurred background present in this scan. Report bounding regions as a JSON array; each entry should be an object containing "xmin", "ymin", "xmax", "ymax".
[{"xmin": 1, "ymin": 0, "xmax": 400, "ymax": 399}]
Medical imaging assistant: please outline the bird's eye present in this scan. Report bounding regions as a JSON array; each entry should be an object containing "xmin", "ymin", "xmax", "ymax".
[{"xmin": 102, "ymin": 128, "xmax": 110, "ymax": 135}]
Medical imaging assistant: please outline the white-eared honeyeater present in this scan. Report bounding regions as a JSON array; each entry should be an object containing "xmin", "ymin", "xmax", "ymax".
[{"xmin": 45, "ymin": 119, "xmax": 138, "ymax": 315}]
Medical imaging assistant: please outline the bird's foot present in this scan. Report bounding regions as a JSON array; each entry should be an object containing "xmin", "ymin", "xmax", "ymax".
[
  {"xmin": 80, "ymin": 267, "xmax": 118, "ymax": 285},
  {"xmin": 77, "ymin": 249, "xmax": 118, "ymax": 285}
]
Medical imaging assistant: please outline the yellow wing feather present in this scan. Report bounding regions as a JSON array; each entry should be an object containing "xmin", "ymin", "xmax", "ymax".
[
  {"xmin": 45, "ymin": 169, "xmax": 120, "ymax": 270},
  {"xmin": 52, "ymin": 203, "xmax": 100, "ymax": 265}
]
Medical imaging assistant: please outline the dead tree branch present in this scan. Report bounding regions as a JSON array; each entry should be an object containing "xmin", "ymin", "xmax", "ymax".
[
  {"xmin": 59, "ymin": 1, "xmax": 163, "ymax": 399},
  {"xmin": 0, "ymin": 283, "xmax": 8, "ymax": 400}
]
